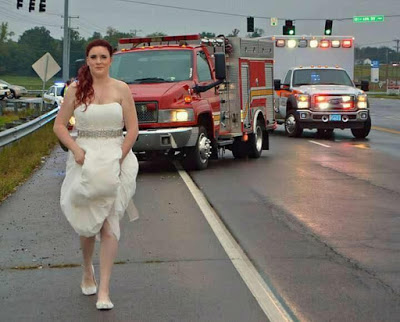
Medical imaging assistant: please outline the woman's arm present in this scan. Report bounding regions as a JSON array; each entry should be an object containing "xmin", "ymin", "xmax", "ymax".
[
  {"xmin": 53, "ymin": 83, "xmax": 85, "ymax": 165},
  {"xmin": 120, "ymin": 81, "xmax": 139, "ymax": 161}
]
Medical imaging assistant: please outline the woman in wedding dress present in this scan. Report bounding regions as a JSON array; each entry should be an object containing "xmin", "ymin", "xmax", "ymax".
[{"xmin": 53, "ymin": 39, "xmax": 139, "ymax": 310}]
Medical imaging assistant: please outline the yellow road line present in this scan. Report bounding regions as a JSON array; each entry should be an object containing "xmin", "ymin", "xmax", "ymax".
[{"xmin": 372, "ymin": 126, "xmax": 400, "ymax": 135}]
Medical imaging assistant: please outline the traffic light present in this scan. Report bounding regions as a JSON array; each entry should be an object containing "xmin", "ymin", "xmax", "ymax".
[
  {"xmin": 283, "ymin": 20, "xmax": 295, "ymax": 35},
  {"xmin": 16, "ymin": 0, "xmax": 23, "ymax": 9},
  {"xmin": 28, "ymin": 0, "xmax": 35, "ymax": 11},
  {"xmin": 324, "ymin": 20, "xmax": 333, "ymax": 35},
  {"xmin": 39, "ymin": 0, "xmax": 46, "ymax": 12},
  {"xmin": 247, "ymin": 16, "xmax": 254, "ymax": 33}
]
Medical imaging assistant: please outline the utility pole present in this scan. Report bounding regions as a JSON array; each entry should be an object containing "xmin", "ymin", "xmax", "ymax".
[
  {"xmin": 394, "ymin": 39, "xmax": 400, "ymax": 88},
  {"xmin": 67, "ymin": 16, "xmax": 79, "ymax": 79},
  {"xmin": 62, "ymin": 0, "xmax": 69, "ymax": 80},
  {"xmin": 130, "ymin": 29, "xmax": 142, "ymax": 37}
]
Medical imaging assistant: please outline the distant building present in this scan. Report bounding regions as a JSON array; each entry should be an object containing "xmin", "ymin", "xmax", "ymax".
[{"xmin": 363, "ymin": 58, "xmax": 372, "ymax": 65}]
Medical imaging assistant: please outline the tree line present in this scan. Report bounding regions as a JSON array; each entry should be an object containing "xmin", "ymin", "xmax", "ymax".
[{"xmin": 355, "ymin": 46, "xmax": 400, "ymax": 64}]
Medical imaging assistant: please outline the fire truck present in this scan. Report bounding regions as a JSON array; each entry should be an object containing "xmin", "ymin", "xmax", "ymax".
[
  {"xmin": 111, "ymin": 34, "xmax": 276, "ymax": 170},
  {"xmin": 263, "ymin": 35, "xmax": 371, "ymax": 138}
]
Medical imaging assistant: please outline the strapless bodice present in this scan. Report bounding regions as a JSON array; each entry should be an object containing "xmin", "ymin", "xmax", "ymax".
[{"xmin": 74, "ymin": 102, "xmax": 123, "ymax": 131}]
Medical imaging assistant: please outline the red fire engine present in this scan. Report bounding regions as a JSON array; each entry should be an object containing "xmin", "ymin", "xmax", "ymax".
[{"xmin": 111, "ymin": 34, "xmax": 276, "ymax": 170}]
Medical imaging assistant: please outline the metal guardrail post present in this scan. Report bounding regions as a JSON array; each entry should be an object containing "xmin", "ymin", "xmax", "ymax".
[{"xmin": 0, "ymin": 100, "xmax": 4, "ymax": 116}]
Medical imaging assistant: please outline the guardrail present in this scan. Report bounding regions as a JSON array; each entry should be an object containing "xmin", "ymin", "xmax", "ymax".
[
  {"xmin": 0, "ymin": 107, "xmax": 59, "ymax": 148},
  {"xmin": 27, "ymin": 90, "xmax": 45, "ymax": 96},
  {"xmin": 0, "ymin": 100, "xmax": 42, "ymax": 115}
]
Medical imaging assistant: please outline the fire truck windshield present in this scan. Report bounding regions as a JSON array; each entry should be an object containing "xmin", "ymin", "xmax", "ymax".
[
  {"xmin": 292, "ymin": 69, "xmax": 353, "ymax": 87},
  {"xmin": 110, "ymin": 50, "xmax": 192, "ymax": 84}
]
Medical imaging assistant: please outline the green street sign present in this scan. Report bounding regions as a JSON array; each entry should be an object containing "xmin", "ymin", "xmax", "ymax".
[{"xmin": 353, "ymin": 15, "xmax": 384, "ymax": 23}]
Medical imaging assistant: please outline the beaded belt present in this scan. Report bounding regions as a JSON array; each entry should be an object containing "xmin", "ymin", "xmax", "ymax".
[{"xmin": 77, "ymin": 129, "xmax": 123, "ymax": 138}]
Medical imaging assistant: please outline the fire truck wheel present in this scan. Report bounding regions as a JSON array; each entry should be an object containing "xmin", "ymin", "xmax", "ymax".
[
  {"xmin": 248, "ymin": 120, "xmax": 264, "ymax": 158},
  {"xmin": 232, "ymin": 139, "xmax": 248, "ymax": 159},
  {"xmin": 285, "ymin": 111, "xmax": 303, "ymax": 137},
  {"xmin": 184, "ymin": 126, "xmax": 211, "ymax": 170},
  {"xmin": 351, "ymin": 116, "xmax": 371, "ymax": 139}
]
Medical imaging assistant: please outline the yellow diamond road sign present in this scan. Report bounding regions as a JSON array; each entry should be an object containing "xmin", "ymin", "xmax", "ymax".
[{"xmin": 271, "ymin": 17, "xmax": 278, "ymax": 26}]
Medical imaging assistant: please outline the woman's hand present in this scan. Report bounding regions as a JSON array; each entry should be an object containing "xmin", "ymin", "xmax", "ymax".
[{"xmin": 73, "ymin": 147, "xmax": 86, "ymax": 165}]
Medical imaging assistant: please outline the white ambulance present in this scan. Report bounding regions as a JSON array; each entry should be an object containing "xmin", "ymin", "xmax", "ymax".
[{"xmin": 262, "ymin": 35, "xmax": 371, "ymax": 138}]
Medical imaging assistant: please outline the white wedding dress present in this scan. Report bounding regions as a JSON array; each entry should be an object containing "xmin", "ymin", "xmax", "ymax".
[{"xmin": 60, "ymin": 102, "xmax": 139, "ymax": 240}]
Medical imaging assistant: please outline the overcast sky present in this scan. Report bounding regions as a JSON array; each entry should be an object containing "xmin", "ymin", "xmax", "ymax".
[{"xmin": 1, "ymin": 0, "xmax": 400, "ymax": 48}]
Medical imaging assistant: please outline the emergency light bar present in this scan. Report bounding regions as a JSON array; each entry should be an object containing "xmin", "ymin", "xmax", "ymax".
[
  {"xmin": 119, "ymin": 34, "xmax": 201, "ymax": 45},
  {"xmin": 274, "ymin": 38, "xmax": 353, "ymax": 49}
]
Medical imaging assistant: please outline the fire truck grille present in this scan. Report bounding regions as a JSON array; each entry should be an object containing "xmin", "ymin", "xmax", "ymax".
[
  {"xmin": 311, "ymin": 95, "xmax": 356, "ymax": 111},
  {"xmin": 135, "ymin": 101, "xmax": 158, "ymax": 123}
]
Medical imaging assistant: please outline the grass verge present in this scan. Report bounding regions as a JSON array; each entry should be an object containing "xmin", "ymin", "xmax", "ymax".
[
  {"xmin": 0, "ymin": 108, "xmax": 38, "ymax": 127},
  {"xmin": 1, "ymin": 75, "xmax": 57, "ymax": 90},
  {"xmin": 0, "ymin": 121, "xmax": 58, "ymax": 201},
  {"xmin": 368, "ymin": 94, "xmax": 400, "ymax": 100},
  {"xmin": 0, "ymin": 114, "xmax": 20, "ymax": 127}
]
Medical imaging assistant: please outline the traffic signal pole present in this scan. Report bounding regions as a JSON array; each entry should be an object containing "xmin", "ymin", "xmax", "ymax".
[{"xmin": 62, "ymin": 0, "xmax": 69, "ymax": 80}]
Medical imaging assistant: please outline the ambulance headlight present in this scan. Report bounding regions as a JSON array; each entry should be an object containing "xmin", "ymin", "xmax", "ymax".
[
  {"xmin": 287, "ymin": 39, "xmax": 297, "ymax": 48},
  {"xmin": 297, "ymin": 94, "xmax": 310, "ymax": 108},
  {"xmin": 158, "ymin": 109, "xmax": 194, "ymax": 122},
  {"xmin": 310, "ymin": 40, "xmax": 319, "ymax": 48},
  {"xmin": 357, "ymin": 94, "xmax": 368, "ymax": 108}
]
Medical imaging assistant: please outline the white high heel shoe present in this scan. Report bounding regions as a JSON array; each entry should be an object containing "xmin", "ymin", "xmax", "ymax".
[
  {"xmin": 81, "ymin": 265, "xmax": 97, "ymax": 296},
  {"xmin": 96, "ymin": 300, "xmax": 114, "ymax": 310}
]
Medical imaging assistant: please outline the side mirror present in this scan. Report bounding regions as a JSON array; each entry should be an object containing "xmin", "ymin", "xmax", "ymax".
[
  {"xmin": 274, "ymin": 79, "xmax": 281, "ymax": 90},
  {"xmin": 214, "ymin": 52, "xmax": 226, "ymax": 80},
  {"xmin": 361, "ymin": 80, "xmax": 369, "ymax": 92}
]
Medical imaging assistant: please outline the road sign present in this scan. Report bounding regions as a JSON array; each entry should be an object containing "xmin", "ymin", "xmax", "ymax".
[
  {"xmin": 371, "ymin": 60, "xmax": 379, "ymax": 68},
  {"xmin": 32, "ymin": 52, "xmax": 61, "ymax": 112},
  {"xmin": 271, "ymin": 17, "xmax": 278, "ymax": 27},
  {"xmin": 32, "ymin": 52, "xmax": 61, "ymax": 82},
  {"xmin": 353, "ymin": 15, "xmax": 384, "ymax": 23}
]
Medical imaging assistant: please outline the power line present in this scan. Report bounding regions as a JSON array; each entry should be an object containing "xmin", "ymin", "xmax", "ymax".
[
  {"xmin": 0, "ymin": 7, "xmax": 61, "ymax": 29},
  {"xmin": 117, "ymin": 0, "xmax": 400, "ymax": 21}
]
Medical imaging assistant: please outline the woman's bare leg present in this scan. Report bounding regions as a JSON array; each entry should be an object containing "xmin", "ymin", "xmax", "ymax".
[
  {"xmin": 98, "ymin": 220, "xmax": 118, "ymax": 302},
  {"xmin": 80, "ymin": 236, "xmax": 96, "ymax": 287}
]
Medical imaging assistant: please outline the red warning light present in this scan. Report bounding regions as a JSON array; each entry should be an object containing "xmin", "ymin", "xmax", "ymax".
[{"xmin": 342, "ymin": 39, "xmax": 353, "ymax": 48}]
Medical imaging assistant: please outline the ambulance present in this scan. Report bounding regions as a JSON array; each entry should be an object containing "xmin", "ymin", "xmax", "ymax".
[{"xmin": 263, "ymin": 35, "xmax": 371, "ymax": 138}]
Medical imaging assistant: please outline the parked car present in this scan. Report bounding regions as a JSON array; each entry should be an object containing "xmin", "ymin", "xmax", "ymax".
[
  {"xmin": 0, "ymin": 82, "xmax": 11, "ymax": 100},
  {"xmin": 0, "ymin": 79, "xmax": 27, "ymax": 99},
  {"xmin": 43, "ymin": 83, "xmax": 64, "ymax": 107}
]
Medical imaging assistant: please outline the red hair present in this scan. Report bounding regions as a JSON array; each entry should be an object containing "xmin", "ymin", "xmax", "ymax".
[{"xmin": 75, "ymin": 39, "xmax": 113, "ymax": 107}]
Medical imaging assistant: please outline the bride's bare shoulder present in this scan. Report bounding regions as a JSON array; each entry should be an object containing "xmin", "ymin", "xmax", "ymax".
[{"xmin": 111, "ymin": 78, "xmax": 129, "ymax": 89}]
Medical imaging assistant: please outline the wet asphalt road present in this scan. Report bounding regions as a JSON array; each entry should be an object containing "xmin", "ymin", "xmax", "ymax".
[{"xmin": 0, "ymin": 99, "xmax": 399, "ymax": 321}]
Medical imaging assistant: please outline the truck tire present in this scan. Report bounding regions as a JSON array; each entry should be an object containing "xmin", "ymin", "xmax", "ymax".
[
  {"xmin": 248, "ymin": 120, "xmax": 264, "ymax": 158},
  {"xmin": 285, "ymin": 110, "xmax": 303, "ymax": 137},
  {"xmin": 7, "ymin": 90, "xmax": 15, "ymax": 99},
  {"xmin": 351, "ymin": 116, "xmax": 371, "ymax": 139},
  {"xmin": 184, "ymin": 126, "xmax": 211, "ymax": 170},
  {"xmin": 232, "ymin": 138, "xmax": 248, "ymax": 159}
]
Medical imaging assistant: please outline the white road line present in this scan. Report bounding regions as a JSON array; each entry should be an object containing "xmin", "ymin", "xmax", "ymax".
[
  {"xmin": 309, "ymin": 140, "xmax": 331, "ymax": 148},
  {"xmin": 173, "ymin": 161, "xmax": 294, "ymax": 322}
]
